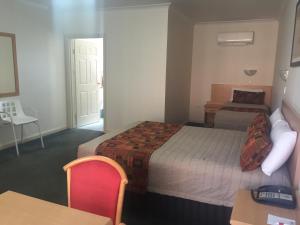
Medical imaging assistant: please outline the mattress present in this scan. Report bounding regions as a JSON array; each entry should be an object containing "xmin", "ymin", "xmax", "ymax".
[
  {"xmin": 214, "ymin": 102, "xmax": 269, "ymax": 131},
  {"xmin": 78, "ymin": 124, "xmax": 291, "ymax": 207}
]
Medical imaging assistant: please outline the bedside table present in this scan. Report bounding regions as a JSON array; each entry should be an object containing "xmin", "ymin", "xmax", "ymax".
[
  {"xmin": 204, "ymin": 102, "xmax": 224, "ymax": 127},
  {"xmin": 230, "ymin": 190, "xmax": 300, "ymax": 225}
]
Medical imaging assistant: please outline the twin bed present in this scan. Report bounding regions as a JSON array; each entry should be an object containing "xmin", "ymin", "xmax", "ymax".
[
  {"xmin": 211, "ymin": 84, "xmax": 272, "ymax": 131},
  {"xmin": 214, "ymin": 102, "xmax": 270, "ymax": 131},
  {"xmin": 77, "ymin": 100, "xmax": 300, "ymax": 224}
]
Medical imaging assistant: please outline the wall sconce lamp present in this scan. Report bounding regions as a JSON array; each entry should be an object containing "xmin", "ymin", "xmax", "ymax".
[
  {"xmin": 279, "ymin": 69, "xmax": 289, "ymax": 81},
  {"xmin": 244, "ymin": 69, "xmax": 257, "ymax": 76}
]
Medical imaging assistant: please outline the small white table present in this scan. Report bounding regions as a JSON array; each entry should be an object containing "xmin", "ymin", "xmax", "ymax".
[{"xmin": 0, "ymin": 191, "xmax": 113, "ymax": 225}]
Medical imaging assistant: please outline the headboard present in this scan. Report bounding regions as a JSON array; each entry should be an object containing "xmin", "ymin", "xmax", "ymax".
[
  {"xmin": 211, "ymin": 84, "xmax": 272, "ymax": 107},
  {"xmin": 282, "ymin": 101, "xmax": 300, "ymax": 190}
]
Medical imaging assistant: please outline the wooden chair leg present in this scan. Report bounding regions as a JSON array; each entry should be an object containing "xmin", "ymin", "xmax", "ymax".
[{"xmin": 11, "ymin": 123, "xmax": 19, "ymax": 156}]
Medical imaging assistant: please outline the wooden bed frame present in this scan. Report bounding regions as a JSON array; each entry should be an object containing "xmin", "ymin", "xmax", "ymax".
[
  {"xmin": 282, "ymin": 100, "xmax": 300, "ymax": 190},
  {"xmin": 211, "ymin": 84, "xmax": 272, "ymax": 107}
]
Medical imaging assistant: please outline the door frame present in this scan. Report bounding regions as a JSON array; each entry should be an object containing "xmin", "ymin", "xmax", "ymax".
[{"xmin": 64, "ymin": 34, "xmax": 107, "ymax": 131}]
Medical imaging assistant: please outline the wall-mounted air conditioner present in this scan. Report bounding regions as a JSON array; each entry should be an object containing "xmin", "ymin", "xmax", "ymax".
[{"xmin": 217, "ymin": 32, "xmax": 255, "ymax": 46}]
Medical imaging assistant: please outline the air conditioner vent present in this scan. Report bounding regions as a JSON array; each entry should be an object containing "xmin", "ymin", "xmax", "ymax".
[{"xmin": 217, "ymin": 32, "xmax": 255, "ymax": 46}]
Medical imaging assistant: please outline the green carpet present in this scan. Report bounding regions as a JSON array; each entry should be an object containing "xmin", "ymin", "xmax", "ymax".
[{"xmin": 0, "ymin": 129, "xmax": 102, "ymax": 205}]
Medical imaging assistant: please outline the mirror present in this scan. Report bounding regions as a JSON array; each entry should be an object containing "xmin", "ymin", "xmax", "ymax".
[
  {"xmin": 0, "ymin": 32, "xmax": 19, "ymax": 97},
  {"xmin": 291, "ymin": 2, "xmax": 300, "ymax": 67}
]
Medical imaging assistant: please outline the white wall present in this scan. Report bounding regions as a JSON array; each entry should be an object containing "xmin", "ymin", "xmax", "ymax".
[
  {"xmin": 272, "ymin": 0, "xmax": 300, "ymax": 190},
  {"xmin": 0, "ymin": 0, "xmax": 66, "ymax": 149},
  {"xmin": 62, "ymin": 5, "xmax": 169, "ymax": 131},
  {"xmin": 272, "ymin": 0, "xmax": 300, "ymax": 112},
  {"xmin": 189, "ymin": 20, "xmax": 279, "ymax": 122},
  {"xmin": 165, "ymin": 6, "xmax": 194, "ymax": 123}
]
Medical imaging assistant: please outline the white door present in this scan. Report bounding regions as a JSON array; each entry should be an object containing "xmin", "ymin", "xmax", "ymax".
[{"xmin": 75, "ymin": 38, "xmax": 103, "ymax": 127}]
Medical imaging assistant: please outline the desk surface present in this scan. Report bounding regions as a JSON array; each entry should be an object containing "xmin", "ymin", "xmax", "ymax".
[
  {"xmin": 0, "ymin": 191, "xmax": 113, "ymax": 225},
  {"xmin": 230, "ymin": 190, "xmax": 300, "ymax": 225}
]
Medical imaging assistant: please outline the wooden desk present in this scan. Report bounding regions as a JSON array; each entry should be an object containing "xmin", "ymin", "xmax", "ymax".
[
  {"xmin": 204, "ymin": 101, "xmax": 224, "ymax": 127},
  {"xmin": 0, "ymin": 191, "xmax": 113, "ymax": 225},
  {"xmin": 230, "ymin": 190, "xmax": 300, "ymax": 225}
]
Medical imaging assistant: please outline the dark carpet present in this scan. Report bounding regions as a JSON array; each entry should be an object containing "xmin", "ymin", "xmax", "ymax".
[{"xmin": 0, "ymin": 129, "xmax": 102, "ymax": 205}]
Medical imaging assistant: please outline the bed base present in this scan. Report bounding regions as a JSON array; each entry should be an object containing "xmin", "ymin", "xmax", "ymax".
[{"xmin": 123, "ymin": 191, "xmax": 232, "ymax": 225}]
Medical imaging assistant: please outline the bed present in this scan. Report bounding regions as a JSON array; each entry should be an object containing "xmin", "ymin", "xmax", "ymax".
[
  {"xmin": 214, "ymin": 102, "xmax": 270, "ymax": 131},
  {"xmin": 78, "ymin": 117, "xmax": 290, "ymax": 207},
  {"xmin": 77, "ymin": 101, "xmax": 300, "ymax": 224},
  {"xmin": 208, "ymin": 84, "xmax": 272, "ymax": 131}
]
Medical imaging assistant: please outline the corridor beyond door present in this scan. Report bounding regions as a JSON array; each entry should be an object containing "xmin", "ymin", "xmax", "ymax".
[{"xmin": 74, "ymin": 38, "xmax": 104, "ymax": 130}]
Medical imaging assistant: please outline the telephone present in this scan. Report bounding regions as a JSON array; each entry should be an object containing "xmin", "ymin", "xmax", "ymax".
[{"xmin": 251, "ymin": 185, "xmax": 297, "ymax": 209}]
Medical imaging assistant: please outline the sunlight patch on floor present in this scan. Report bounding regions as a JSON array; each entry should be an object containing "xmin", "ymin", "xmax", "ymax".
[{"xmin": 78, "ymin": 118, "xmax": 103, "ymax": 131}]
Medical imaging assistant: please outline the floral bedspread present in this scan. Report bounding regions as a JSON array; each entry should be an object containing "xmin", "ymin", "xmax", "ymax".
[{"xmin": 96, "ymin": 121, "xmax": 183, "ymax": 193}]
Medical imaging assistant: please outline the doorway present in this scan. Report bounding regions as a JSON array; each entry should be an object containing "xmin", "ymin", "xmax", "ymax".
[{"xmin": 66, "ymin": 37, "xmax": 104, "ymax": 131}]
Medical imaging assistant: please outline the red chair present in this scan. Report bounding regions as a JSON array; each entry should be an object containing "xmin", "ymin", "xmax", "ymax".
[{"xmin": 63, "ymin": 156, "xmax": 128, "ymax": 225}]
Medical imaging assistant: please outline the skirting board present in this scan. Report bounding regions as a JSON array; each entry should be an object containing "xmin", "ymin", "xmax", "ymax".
[{"xmin": 0, "ymin": 126, "xmax": 67, "ymax": 151}]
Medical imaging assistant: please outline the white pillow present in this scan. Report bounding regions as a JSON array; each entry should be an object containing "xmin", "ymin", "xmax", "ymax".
[
  {"xmin": 269, "ymin": 108, "xmax": 285, "ymax": 127},
  {"xmin": 270, "ymin": 120, "xmax": 290, "ymax": 142},
  {"xmin": 261, "ymin": 122, "xmax": 297, "ymax": 176},
  {"xmin": 230, "ymin": 88, "xmax": 264, "ymax": 101}
]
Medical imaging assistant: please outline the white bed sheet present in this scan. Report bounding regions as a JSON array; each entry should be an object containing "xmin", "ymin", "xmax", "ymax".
[
  {"xmin": 148, "ymin": 126, "xmax": 290, "ymax": 207},
  {"xmin": 77, "ymin": 124, "xmax": 291, "ymax": 207}
]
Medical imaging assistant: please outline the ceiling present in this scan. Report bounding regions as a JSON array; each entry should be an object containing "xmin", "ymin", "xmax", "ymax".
[
  {"xmin": 174, "ymin": 0, "xmax": 285, "ymax": 22},
  {"xmin": 22, "ymin": 0, "xmax": 286, "ymax": 23}
]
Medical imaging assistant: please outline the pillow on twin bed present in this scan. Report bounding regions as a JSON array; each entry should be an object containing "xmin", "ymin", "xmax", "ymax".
[
  {"xmin": 241, "ymin": 113, "xmax": 272, "ymax": 171},
  {"xmin": 233, "ymin": 90, "xmax": 265, "ymax": 105},
  {"xmin": 230, "ymin": 88, "xmax": 264, "ymax": 101}
]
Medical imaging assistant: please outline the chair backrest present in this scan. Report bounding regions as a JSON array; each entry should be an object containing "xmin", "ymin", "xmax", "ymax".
[
  {"xmin": 0, "ymin": 98, "xmax": 25, "ymax": 120},
  {"xmin": 63, "ymin": 156, "xmax": 128, "ymax": 225}
]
